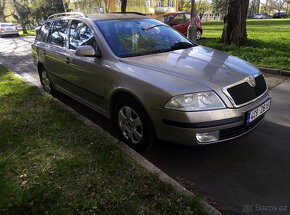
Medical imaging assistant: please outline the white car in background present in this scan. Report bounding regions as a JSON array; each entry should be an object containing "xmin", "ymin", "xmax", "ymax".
[
  {"xmin": 0, "ymin": 23, "xmax": 19, "ymax": 37},
  {"xmin": 254, "ymin": 13, "xmax": 270, "ymax": 19}
]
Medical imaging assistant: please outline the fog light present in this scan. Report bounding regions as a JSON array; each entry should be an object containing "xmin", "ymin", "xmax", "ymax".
[{"xmin": 196, "ymin": 131, "xmax": 219, "ymax": 143}]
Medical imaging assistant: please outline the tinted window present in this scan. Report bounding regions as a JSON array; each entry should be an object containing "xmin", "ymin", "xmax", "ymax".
[
  {"xmin": 48, "ymin": 20, "xmax": 69, "ymax": 47},
  {"xmin": 36, "ymin": 22, "xmax": 51, "ymax": 42},
  {"xmin": 69, "ymin": 20, "xmax": 96, "ymax": 50}
]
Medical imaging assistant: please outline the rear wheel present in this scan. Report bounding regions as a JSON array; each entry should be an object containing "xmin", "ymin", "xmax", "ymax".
[
  {"xmin": 196, "ymin": 29, "xmax": 202, "ymax": 40},
  {"xmin": 114, "ymin": 96, "xmax": 154, "ymax": 152},
  {"xmin": 39, "ymin": 68, "xmax": 56, "ymax": 95}
]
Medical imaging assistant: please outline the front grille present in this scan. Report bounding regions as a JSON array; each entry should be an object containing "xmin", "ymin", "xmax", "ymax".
[
  {"xmin": 219, "ymin": 115, "xmax": 264, "ymax": 140},
  {"xmin": 227, "ymin": 75, "xmax": 267, "ymax": 106}
]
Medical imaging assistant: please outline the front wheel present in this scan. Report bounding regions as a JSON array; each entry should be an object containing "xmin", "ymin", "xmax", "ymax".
[{"xmin": 114, "ymin": 96, "xmax": 154, "ymax": 152}]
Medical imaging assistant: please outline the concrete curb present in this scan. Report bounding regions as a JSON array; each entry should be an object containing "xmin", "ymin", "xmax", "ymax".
[
  {"xmin": 259, "ymin": 67, "xmax": 290, "ymax": 77},
  {"xmin": 1, "ymin": 62, "xmax": 222, "ymax": 215}
]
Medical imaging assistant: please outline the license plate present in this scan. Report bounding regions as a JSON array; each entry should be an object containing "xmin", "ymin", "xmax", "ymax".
[{"xmin": 246, "ymin": 100, "xmax": 271, "ymax": 124}]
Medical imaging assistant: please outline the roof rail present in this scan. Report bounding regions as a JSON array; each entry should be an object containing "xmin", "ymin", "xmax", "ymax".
[
  {"xmin": 47, "ymin": 12, "xmax": 88, "ymax": 20},
  {"xmin": 109, "ymin": 12, "xmax": 146, "ymax": 16}
]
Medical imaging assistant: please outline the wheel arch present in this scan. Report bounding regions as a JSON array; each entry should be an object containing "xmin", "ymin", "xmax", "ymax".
[{"xmin": 109, "ymin": 89, "xmax": 156, "ymax": 137}]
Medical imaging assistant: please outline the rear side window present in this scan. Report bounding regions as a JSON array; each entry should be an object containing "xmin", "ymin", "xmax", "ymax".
[
  {"xmin": 36, "ymin": 22, "xmax": 51, "ymax": 42},
  {"xmin": 47, "ymin": 20, "xmax": 69, "ymax": 47},
  {"xmin": 69, "ymin": 20, "xmax": 96, "ymax": 50},
  {"xmin": 174, "ymin": 14, "xmax": 186, "ymax": 24}
]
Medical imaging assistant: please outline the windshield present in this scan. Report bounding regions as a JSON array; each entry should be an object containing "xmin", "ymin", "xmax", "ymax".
[{"xmin": 95, "ymin": 19, "xmax": 195, "ymax": 57}]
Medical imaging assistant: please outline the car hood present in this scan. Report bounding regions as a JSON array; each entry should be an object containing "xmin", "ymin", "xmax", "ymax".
[{"xmin": 120, "ymin": 46, "xmax": 261, "ymax": 90}]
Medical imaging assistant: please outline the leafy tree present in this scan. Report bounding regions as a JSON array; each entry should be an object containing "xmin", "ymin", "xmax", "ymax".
[
  {"xmin": 221, "ymin": 0, "xmax": 249, "ymax": 46},
  {"xmin": 212, "ymin": 0, "xmax": 228, "ymax": 16},
  {"xmin": 195, "ymin": 0, "xmax": 211, "ymax": 20},
  {"xmin": 12, "ymin": 0, "xmax": 31, "ymax": 33},
  {"xmin": 0, "ymin": 0, "xmax": 14, "ymax": 22},
  {"xmin": 30, "ymin": 0, "xmax": 65, "ymax": 21}
]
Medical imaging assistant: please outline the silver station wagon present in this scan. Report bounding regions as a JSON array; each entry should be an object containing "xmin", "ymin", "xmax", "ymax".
[{"xmin": 32, "ymin": 12, "xmax": 271, "ymax": 152}]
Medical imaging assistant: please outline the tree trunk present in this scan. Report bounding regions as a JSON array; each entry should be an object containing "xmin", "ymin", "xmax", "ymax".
[
  {"xmin": 187, "ymin": 0, "xmax": 197, "ymax": 43},
  {"xmin": 21, "ymin": 23, "xmax": 28, "ymax": 34},
  {"xmin": 0, "ymin": 0, "xmax": 6, "ymax": 22},
  {"xmin": 121, "ymin": 0, "xmax": 127, "ymax": 12},
  {"xmin": 221, "ymin": 0, "xmax": 249, "ymax": 46}
]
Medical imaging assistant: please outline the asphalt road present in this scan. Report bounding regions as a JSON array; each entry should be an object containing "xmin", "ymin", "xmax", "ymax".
[{"xmin": 1, "ymin": 36, "xmax": 289, "ymax": 215}]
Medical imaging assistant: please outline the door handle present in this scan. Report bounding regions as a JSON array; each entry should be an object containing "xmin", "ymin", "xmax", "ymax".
[{"xmin": 65, "ymin": 57, "xmax": 71, "ymax": 64}]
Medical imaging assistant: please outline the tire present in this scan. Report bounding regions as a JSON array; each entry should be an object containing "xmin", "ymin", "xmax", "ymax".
[
  {"xmin": 39, "ymin": 68, "xmax": 56, "ymax": 95},
  {"xmin": 196, "ymin": 29, "xmax": 202, "ymax": 40},
  {"xmin": 114, "ymin": 96, "xmax": 154, "ymax": 152}
]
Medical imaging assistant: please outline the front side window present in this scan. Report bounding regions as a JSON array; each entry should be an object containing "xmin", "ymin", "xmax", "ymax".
[
  {"xmin": 174, "ymin": 14, "xmax": 185, "ymax": 25},
  {"xmin": 69, "ymin": 20, "xmax": 96, "ymax": 50},
  {"xmin": 95, "ymin": 18, "xmax": 194, "ymax": 57},
  {"xmin": 47, "ymin": 20, "xmax": 69, "ymax": 47}
]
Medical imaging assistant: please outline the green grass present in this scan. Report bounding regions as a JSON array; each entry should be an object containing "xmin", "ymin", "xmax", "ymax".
[
  {"xmin": 0, "ymin": 65, "xmax": 206, "ymax": 215},
  {"xmin": 19, "ymin": 30, "xmax": 35, "ymax": 36},
  {"xmin": 199, "ymin": 19, "xmax": 290, "ymax": 70}
]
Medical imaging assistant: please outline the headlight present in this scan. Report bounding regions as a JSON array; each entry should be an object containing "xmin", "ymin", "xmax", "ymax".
[{"xmin": 165, "ymin": 91, "xmax": 225, "ymax": 111}]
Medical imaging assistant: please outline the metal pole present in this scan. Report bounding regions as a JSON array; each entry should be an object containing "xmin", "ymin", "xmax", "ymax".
[{"xmin": 187, "ymin": 0, "xmax": 197, "ymax": 43}]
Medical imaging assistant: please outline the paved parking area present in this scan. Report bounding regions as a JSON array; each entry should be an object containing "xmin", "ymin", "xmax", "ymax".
[{"xmin": 1, "ymin": 36, "xmax": 289, "ymax": 215}]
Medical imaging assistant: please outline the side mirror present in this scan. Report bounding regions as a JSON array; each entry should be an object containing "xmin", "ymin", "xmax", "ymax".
[{"xmin": 75, "ymin": 45, "xmax": 101, "ymax": 57}]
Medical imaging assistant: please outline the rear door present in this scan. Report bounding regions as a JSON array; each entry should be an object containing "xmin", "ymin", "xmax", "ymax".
[{"xmin": 44, "ymin": 19, "xmax": 71, "ymax": 88}]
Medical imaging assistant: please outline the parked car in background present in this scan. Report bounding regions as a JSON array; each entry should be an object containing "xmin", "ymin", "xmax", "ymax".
[
  {"xmin": 32, "ymin": 12, "xmax": 271, "ymax": 152},
  {"xmin": 0, "ymin": 23, "xmax": 19, "ymax": 37},
  {"xmin": 254, "ymin": 13, "xmax": 270, "ymax": 19},
  {"xmin": 156, "ymin": 12, "xmax": 203, "ymax": 40},
  {"xmin": 273, "ymin": 12, "xmax": 288, "ymax": 18}
]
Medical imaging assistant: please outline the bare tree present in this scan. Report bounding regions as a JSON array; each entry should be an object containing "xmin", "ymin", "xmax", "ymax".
[{"xmin": 221, "ymin": 0, "xmax": 249, "ymax": 46}]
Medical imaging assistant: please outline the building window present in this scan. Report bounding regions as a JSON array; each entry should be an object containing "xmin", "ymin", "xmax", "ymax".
[
  {"xmin": 157, "ymin": 0, "xmax": 163, "ymax": 7},
  {"xmin": 168, "ymin": 0, "xmax": 174, "ymax": 7},
  {"xmin": 145, "ymin": 0, "xmax": 151, "ymax": 8},
  {"xmin": 97, "ymin": 0, "xmax": 102, "ymax": 8}
]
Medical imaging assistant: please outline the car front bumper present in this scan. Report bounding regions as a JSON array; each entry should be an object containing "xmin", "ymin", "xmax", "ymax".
[{"xmin": 146, "ymin": 93, "xmax": 271, "ymax": 145}]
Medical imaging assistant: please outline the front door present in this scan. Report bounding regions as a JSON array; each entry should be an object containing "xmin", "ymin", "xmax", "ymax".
[{"xmin": 65, "ymin": 20, "xmax": 106, "ymax": 114}]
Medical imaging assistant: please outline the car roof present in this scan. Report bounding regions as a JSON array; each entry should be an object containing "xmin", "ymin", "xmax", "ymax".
[
  {"xmin": 88, "ymin": 13, "xmax": 150, "ymax": 21},
  {"xmin": 47, "ymin": 13, "xmax": 150, "ymax": 22},
  {"xmin": 160, "ymin": 12, "xmax": 192, "ymax": 17}
]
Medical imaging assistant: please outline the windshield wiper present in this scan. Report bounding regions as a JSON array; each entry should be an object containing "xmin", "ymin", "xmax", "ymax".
[
  {"xmin": 142, "ymin": 24, "xmax": 168, "ymax": 31},
  {"xmin": 169, "ymin": 42, "xmax": 194, "ymax": 51}
]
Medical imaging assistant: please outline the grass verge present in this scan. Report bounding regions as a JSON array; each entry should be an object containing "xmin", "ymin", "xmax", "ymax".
[
  {"xmin": 19, "ymin": 30, "xmax": 36, "ymax": 36},
  {"xmin": 0, "ymin": 64, "xmax": 206, "ymax": 215},
  {"xmin": 199, "ymin": 19, "xmax": 290, "ymax": 70}
]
